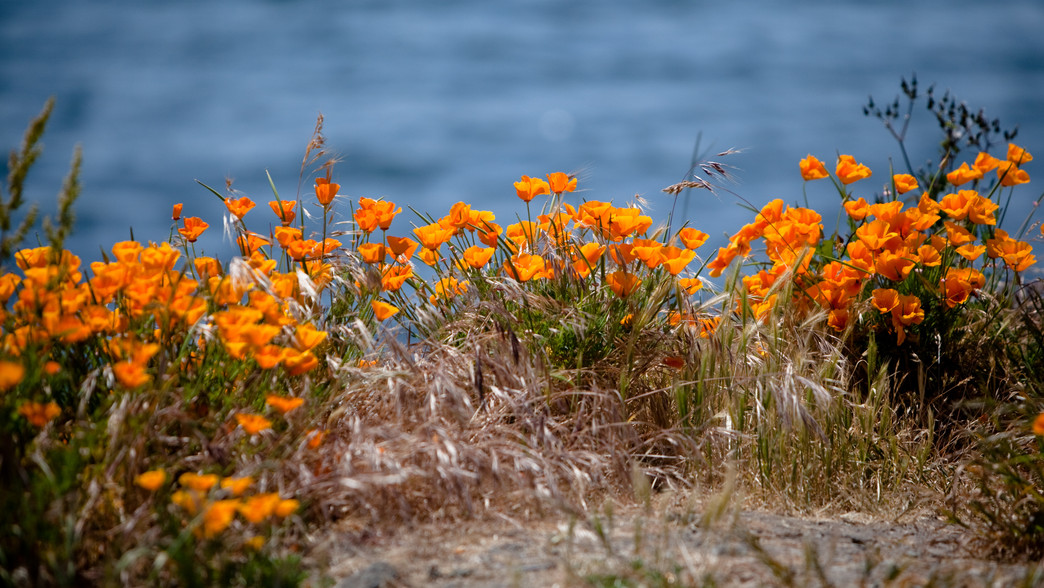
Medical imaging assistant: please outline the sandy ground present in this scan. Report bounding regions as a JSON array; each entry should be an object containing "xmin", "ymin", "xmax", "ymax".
[{"xmin": 323, "ymin": 492, "xmax": 1042, "ymax": 588}]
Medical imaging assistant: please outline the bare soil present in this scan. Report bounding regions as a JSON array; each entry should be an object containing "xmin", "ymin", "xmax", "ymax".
[{"xmin": 323, "ymin": 492, "xmax": 1042, "ymax": 588}]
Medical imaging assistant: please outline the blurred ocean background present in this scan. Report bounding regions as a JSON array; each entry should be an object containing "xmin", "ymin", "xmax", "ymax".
[{"xmin": 2, "ymin": 0, "xmax": 1043, "ymax": 264}]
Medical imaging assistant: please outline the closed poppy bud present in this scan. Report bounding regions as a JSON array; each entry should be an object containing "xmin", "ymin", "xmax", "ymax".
[{"xmin": 172, "ymin": 203, "xmax": 183, "ymax": 220}]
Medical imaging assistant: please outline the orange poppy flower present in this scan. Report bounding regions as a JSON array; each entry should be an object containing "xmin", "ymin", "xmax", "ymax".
[
  {"xmin": 113, "ymin": 361, "xmax": 151, "ymax": 388},
  {"xmin": 314, "ymin": 177, "xmax": 339, "ymax": 207},
  {"xmin": 967, "ymin": 196, "xmax": 999, "ymax": 226},
  {"xmin": 220, "ymin": 476, "xmax": 254, "ymax": 497},
  {"xmin": 946, "ymin": 162, "xmax": 983, "ymax": 187},
  {"xmin": 235, "ymin": 413, "xmax": 272, "ymax": 435},
  {"xmin": 475, "ymin": 220, "xmax": 502, "ymax": 247},
  {"xmin": 179, "ymin": 472, "xmax": 219, "ymax": 492},
  {"xmin": 178, "ymin": 217, "xmax": 209, "ymax": 243},
  {"xmin": 265, "ymin": 394, "xmax": 305, "ymax": 415},
  {"xmin": 855, "ymin": 219, "xmax": 900, "ymax": 251},
  {"xmin": 631, "ymin": 239, "xmax": 664, "ymax": 269},
  {"xmin": 418, "ymin": 248, "xmax": 440, "ymax": 266},
  {"xmin": 429, "ymin": 277, "xmax": 469, "ymax": 303},
  {"xmin": 871, "ymin": 288, "xmax": 900, "ymax": 314},
  {"xmin": 461, "ymin": 245, "xmax": 495, "ymax": 269},
  {"xmin": 546, "ymin": 172, "xmax": 577, "ymax": 194},
  {"xmin": 371, "ymin": 300, "xmax": 400, "ymax": 320},
  {"xmin": 1007, "ymin": 143, "xmax": 1033, "ymax": 165},
  {"xmin": 292, "ymin": 324, "xmax": 327, "ymax": 351},
  {"xmin": 514, "ymin": 175, "xmax": 550, "ymax": 203},
  {"xmin": 677, "ymin": 277, "xmax": 703, "ymax": 295},
  {"xmin": 135, "ymin": 469, "xmax": 167, "ymax": 491},
  {"xmin": 571, "ymin": 242, "xmax": 606, "ymax": 278},
  {"xmin": 799, "ymin": 154, "xmax": 829, "ymax": 181},
  {"xmin": 608, "ymin": 243, "xmax": 638, "ymax": 266},
  {"xmin": 659, "ymin": 246, "xmax": 696, "ymax": 276},
  {"xmin": 874, "ymin": 249, "xmax": 915, "ymax": 282},
  {"xmin": 255, "ymin": 345, "xmax": 287, "ymax": 369},
  {"xmin": 306, "ymin": 429, "xmax": 325, "ymax": 450},
  {"xmin": 224, "ymin": 196, "xmax": 256, "ymax": 219},
  {"xmin": 986, "ymin": 229, "xmax": 1036, "ymax": 272},
  {"xmin": 917, "ymin": 244, "xmax": 942, "ymax": 267},
  {"xmin": 236, "ymin": 232, "xmax": 270, "ymax": 256},
  {"xmin": 381, "ymin": 264, "xmax": 413, "ymax": 291},
  {"xmin": 0, "ymin": 360, "xmax": 25, "ymax": 391},
  {"xmin": 606, "ymin": 271, "xmax": 642, "ymax": 298},
  {"xmin": 503, "ymin": 253, "xmax": 548, "ymax": 282},
  {"xmin": 892, "ymin": 174, "xmax": 919, "ymax": 195},
  {"xmin": 386, "ymin": 236, "xmax": 418, "ymax": 262},
  {"xmin": 172, "ymin": 203, "xmax": 183, "ymax": 220},
  {"xmin": 413, "ymin": 223, "xmax": 454, "ymax": 251},
  {"xmin": 268, "ymin": 200, "xmax": 297, "ymax": 226},
  {"xmin": 677, "ymin": 227, "xmax": 709, "ymax": 250},
  {"xmin": 17, "ymin": 400, "xmax": 60, "ymax": 427},
  {"xmin": 274, "ymin": 226, "xmax": 303, "ymax": 248},
  {"xmin": 239, "ymin": 493, "xmax": 281, "ymax": 524},
  {"xmin": 1033, "ymin": 413, "xmax": 1044, "ymax": 436},
  {"xmin": 973, "ymin": 152, "xmax": 1003, "ymax": 174},
  {"xmin": 202, "ymin": 499, "xmax": 239, "ymax": 538},
  {"xmin": 275, "ymin": 499, "xmax": 299, "ymax": 517},
  {"xmin": 940, "ymin": 267, "xmax": 985, "ymax": 308},
  {"xmin": 843, "ymin": 197, "xmax": 870, "ymax": 221},
  {"xmin": 997, "ymin": 161, "xmax": 1030, "ymax": 187},
  {"xmin": 835, "ymin": 155, "xmax": 872, "ymax": 185},
  {"xmin": 706, "ymin": 245, "xmax": 740, "ymax": 278},
  {"xmin": 955, "ymin": 243, "xmax": 986, "ymax": 262},
  {"xmin": 283, "ymin": 350, "xmax": 319, "ymax": 376},
  {"xmin": 943, "ymin": 221, "xmax": 975, "ymax": 246},
  {"xmin": 358, "ymin": 243, "xmax": 386, "ymax": 264}
]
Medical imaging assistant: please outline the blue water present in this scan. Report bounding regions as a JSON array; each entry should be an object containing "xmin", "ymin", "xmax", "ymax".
[{"xmin": 2, "ymin": 0, "xmax": 1043, "ymax": 266}]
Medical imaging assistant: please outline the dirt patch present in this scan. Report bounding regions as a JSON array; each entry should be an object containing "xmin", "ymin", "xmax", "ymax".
[{"xmin": 323, "ymin": 492, "xmax": 1041, "ymax": 587}]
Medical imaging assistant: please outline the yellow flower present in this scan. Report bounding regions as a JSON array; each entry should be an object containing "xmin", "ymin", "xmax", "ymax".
[
  {"xmin": 235, "ymin": 413, "xmax": 272, "ymax": 435},
  {"xmin": 135, "ymin": 469, "xmax": 167, "ymax": 491}
]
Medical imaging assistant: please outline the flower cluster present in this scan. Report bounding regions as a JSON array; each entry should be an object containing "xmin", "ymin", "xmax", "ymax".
[{"xmin": 710, "ymin": 146, "xmax": 1036, "ymax": 344}]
